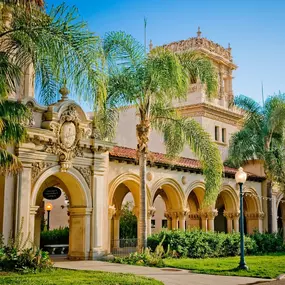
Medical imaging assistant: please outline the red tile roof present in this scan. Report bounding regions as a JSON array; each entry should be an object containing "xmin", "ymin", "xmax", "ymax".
[{"xmin": 109, "ymin": 146, "xmax": 265, "ymax": 180}]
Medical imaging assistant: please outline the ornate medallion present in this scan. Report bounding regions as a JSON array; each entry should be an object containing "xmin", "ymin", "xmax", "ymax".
[{"xmin": 60, "ymin": 121, "xmax": 77, "ymax": 149}]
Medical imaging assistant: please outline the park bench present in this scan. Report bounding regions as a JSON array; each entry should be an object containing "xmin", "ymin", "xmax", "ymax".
[{"xmin": 43, "ymin": 244, "xmax": 68, "ymax": 255}]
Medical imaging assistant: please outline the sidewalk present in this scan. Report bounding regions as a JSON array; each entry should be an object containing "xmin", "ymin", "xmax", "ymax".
[{"xmin": 54, "ymin": 260, "xmax": 271, "ymax": 285}]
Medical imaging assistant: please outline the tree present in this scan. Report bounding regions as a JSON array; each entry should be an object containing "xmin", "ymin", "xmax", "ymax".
[
  {"xmin": 226, "ymin": 94, "xmax": 285, "ymax": 232},
  {"xmin": 119, "ymin": 201, "xmax": 137, "ymax": 239},
  {"xmin": 0, "ymin": 1, "xmax": 105, "ymax": 173},
  {"xmin": 103, "ymin": 31, "xmax": 223, "ymax": 250}
]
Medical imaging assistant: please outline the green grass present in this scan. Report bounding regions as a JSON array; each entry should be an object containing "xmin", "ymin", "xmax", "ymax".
[
  {"xmin": 164, "ymin": 253, "xmax": 285, "ymax": 279},
  {"xmin": 0, "ymin": 269, "xmax": 163, "ymax": 285}
]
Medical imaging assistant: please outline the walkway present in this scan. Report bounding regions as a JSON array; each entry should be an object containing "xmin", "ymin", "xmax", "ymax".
[{"xmin": 54, "ymin": 260, "xmax": 270, "ymax": 285}]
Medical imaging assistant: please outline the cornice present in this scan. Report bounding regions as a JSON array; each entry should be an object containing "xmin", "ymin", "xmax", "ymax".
[{"xmin": 178, "ymin": 103, "xmax": 244, "ymax": 126}]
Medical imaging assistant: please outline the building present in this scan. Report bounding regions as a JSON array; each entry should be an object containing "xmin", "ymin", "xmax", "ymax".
[{"xmin": 0, "ymin": 29, "xmax": 284, "ymax": 260}]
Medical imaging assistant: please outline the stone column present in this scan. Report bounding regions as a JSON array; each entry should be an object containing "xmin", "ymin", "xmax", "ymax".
[
  {"xmin": 199, "ymin": 211, "xmax": 208, "ymax": 232},
  {"xmin": 108, "ymin": 205, "xmax": 116, "ymax": 253},
  {"xmin": 69, "ymin": 207, "xmax": 92, "ymax": 260},
  {"xmin": 207, "ymin": 210, "xmax": 218, "ymax": 231},
  {"xmin": 15, "ymin": 164, "xmax": 32, "ymax": 246},
  {"xmin": 233, "ymin": 212, "xmax": 240, "ymax": 232},
  {"xmin": 89, "ymin": 151, "xmax": 108, "ymax": 259},
  {"xmin": 2, "ymin": 170, "xmax": 16, "ymax": 243},
  {"xmin": 113, "ymin": 210, "xmax": 121, "ymax": 249},
  {"xmin": 179, "ymin": 209, "xmax": 189, "ymax": 231},
  {"xmin": 171, "ymin": 212, "xmax": 179, "ymax": 230},
  {"xmin": 29, "ymin": 206, "xmax": 39, "ymax": 247},
  {"xmin": 147, "ymin": 207, "xmax": 156, "ymax": 236},
  {"xmin": 164, "ymin": 212, "xmax": 172, "ymax": 230},
  {"xmin": 272, "ymin": 192, "xmax": 278, "ymax": 233},
  {"xmin": 223, "ymin": 211, "xmax": 233, "ymax": 233}
]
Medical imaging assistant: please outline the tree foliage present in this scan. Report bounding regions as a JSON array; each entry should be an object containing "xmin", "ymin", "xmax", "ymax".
[
  {"xmin": 0, "ymin": 1, "xmax": 106, "ymax": 104},
  {"xmin": 0, "ymin": 1, "xmax": 105, "ymax": 173},
  {"xmin": 102, "ymin": 31, "xmax": 222, "ymax": 203},
  {"xmin": 226, "ymin": 93, "xmax": 285, "ymax": 191},
  {"xmin": 119, "ymin": 202, "xmax": 137, "ymax": 239}
]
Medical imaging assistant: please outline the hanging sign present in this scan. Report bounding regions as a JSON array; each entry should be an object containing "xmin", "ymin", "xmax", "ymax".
[{"xmin": 43, "ymin": 187, "xmax": 62, "ymax": 200}]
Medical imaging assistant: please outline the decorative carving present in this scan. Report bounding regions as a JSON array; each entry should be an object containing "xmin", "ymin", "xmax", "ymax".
[
  {"xmin": 163, "ymin": 36, "xmax": 233, "ymax": 63},
  {"xmin": 146, "ymin": 172, "xmax": 153, "ymax": 181},
  {"xmin": 73, "ymin": 166, "xmax": 91, "ymax": 187},
  {"xmin": 181, "ymin": 176, "xmax": 187, "ymax": 185},
  {"xmin": 245, "ymin": 212, "xmax": 265, "ymax": 220},
  {"xmin": 179, "ymin": 208, "xmax": 190, "ymax": 218},
  {"xmin": 148, "ymin": 206, "xmax": 156, "ymax": 218},
  {"xmin": 189, "ymin": 212, "xmax": 200, "ymax": 219},
  {"xmin": 44, "ymin": 105, "xmax": 84, "ymax": 171},
  {"xmin": 108, "ymin": 205, "xmax": 116, "ymax": 219},
  {"xmin": 32, "ymin": 161, "xmax": 53, "ymax": 183}
]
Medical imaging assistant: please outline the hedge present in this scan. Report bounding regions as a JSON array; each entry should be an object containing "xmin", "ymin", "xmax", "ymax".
[{"xmin": 147, "ymin": 229, "xmax": 285, "ymax": 258}]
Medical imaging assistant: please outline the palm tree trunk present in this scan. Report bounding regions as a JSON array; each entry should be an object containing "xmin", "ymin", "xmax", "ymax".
[
  {"xmin": 138, "ymin": 149, "xmax": 147, "ymax": 251},
  {"xmin": 267, "ymin": 180, "xmax": 273, "ymax": 233}
]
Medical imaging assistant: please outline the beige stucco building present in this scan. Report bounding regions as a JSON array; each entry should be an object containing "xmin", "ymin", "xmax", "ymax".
[{"xmin": 0, "ymin": 29, "xmax": 284, "ymax": 260}]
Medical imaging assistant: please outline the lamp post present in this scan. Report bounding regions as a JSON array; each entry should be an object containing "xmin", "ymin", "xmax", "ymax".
[
  {"xmin": 45, "ymin": 202, "xmax": 53, "ymax": 231},
  {"xmin": 235, "ymin": 167, "xmax": 248, "ymax": 270}
]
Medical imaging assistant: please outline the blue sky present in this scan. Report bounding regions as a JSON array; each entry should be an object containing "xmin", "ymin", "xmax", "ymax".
[{"xmin": 48, "ymin": 0, "xmax": 285, "ymax": 105}]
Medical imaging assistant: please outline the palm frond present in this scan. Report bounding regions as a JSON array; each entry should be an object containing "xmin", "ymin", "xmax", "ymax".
[
  {"xmin": 151, "ymin": 102, "xmax": 223, "ymax": 203},
  {"xmin": 0, "ymin": 148, "xmax": 23, "ymax": 175},
  {"xmin": 177, "ymin": 51, "xmax": 218, "ymax": 97}
]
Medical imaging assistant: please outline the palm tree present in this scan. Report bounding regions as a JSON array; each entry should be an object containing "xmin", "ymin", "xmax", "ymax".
[
  {"xmin": 0, "ymin": 2, "xmax": 105, "ymax": 103},
  {"xmin": 226, "ymin": 94, "xmax": 285, "ymax": 232},
  {"xmin": 0, "ymin": 1, "xmax": 106, "ymax": 173},
  {"xmin": 103, "ymin": 31, "xmax": 223, "ymax": 250}
]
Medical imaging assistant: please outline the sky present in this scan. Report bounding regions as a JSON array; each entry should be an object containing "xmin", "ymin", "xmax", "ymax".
[{"xmin": 48, "ymin": 0, "xmax": 285, "ymax": 105}]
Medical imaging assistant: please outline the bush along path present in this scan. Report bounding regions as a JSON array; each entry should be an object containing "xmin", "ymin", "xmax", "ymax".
[{"xmin": 112, "ymin": 230, "xmax": 285, "ymax": 279}]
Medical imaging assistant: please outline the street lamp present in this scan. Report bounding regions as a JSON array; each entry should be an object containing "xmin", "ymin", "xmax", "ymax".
[
  {"xmin": 235, "ymin": 167, "xmax": 248, "ymax": 270},
  {"xmin": 45, "ymin": 202, "xmax": 53, "ymax": 231}
]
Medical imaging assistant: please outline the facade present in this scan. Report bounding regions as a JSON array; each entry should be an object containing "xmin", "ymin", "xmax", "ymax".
[{"xmin": 0, "ymin": 29, "xmax": 284, "ymax": 260}]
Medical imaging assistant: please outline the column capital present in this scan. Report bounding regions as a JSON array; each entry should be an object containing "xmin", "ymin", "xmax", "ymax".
[
  {"xmin": 108, "ymin": 205, "xmax": 116, "ymax": 219},
  {"xmin": 30, "ymin": 205, "xmax": 39, "ymax": 215},
  {"xmin": 165, "ymin": 211, "xmax": 179, "ymax": 219},
  {"xmin": 207, "ymin": 210, "xmax": 218, "ymax": 220},
  {"xmin": 69, "ymin": 207, "xmax": 92, "ymax": 216},
  {"xmin": 223, "ymin": 211, "xmax": 235, "ymax": 219},
  {"xmin": 179, "ymin": 208, "xmax": 190, "ymax": 218},
  {"xmin": 148, "ymin": 206, "xmax": 156, "ymax": 218}
]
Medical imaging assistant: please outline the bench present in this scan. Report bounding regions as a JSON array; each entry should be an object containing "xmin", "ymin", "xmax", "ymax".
[{"xmin": 43, "ymin": 244, "xmax": 69, "ymax": 255}]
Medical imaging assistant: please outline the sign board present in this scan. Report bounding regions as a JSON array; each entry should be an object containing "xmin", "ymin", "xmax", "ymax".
[{"xmin": 43, "ymin": 187, "xmax": 61, "ymax": 200}]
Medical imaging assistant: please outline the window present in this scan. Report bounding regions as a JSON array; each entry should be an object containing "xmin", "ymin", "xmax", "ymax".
[
  {"xmin": 151, "ymin": 219, "xmax": 156, "ymax": 228},
  {"xmin": 162, "ymin": 219, "xmax": 167, "ymax": 228},
  {"xmin": 222, "ymin": 128, "xmax": 226, "ymax": 143},
  {"xmin": 215, "ymin": 126, "xmax": 219, "ymax": 141}
]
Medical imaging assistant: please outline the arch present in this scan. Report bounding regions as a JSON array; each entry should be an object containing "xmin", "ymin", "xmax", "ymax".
[
  {"xmin": 243, "ymin": 187, "xmax": 262, "ymax": 213},
  {"xmin": 151, "ymin": 178, "xmax": 185, "ymax": 210},
  {"xmin": 108, "ymin": 172, "xmax": 151, "ymax": 207},
  {"xmin": 31, "ymin": 165, "xmax": 92, "ymax": 260},
  {"xmin": 32, "ymin": 165, "xmax": 91, "ymax": 208},
  {"xmin": 217, "ymin": 184, "xmax": 239, "ymax": 212},
  {"xmin": 185, "ymin": 180, "xmax": 205, "ymax": 209}
]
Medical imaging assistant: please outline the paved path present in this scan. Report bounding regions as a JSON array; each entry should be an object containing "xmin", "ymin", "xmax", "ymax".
[{"xmin": 54, "ymin": 260, "xmax": 271, "ymax": 285}]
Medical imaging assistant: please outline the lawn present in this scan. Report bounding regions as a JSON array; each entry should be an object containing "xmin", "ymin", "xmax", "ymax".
[
  {"xmin": 164, "ymin": 253, "xmax": 285, "ymax": 279},
  {"xmin": 0, "ymin": 269, "xmax": 163, "ymax": 285}
]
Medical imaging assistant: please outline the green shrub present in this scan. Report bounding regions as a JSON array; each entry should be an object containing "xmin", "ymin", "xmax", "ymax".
[
  {"xmin": 147, "ymin": 229, "xmax": 281, "ymax": 259},
  {"xmin": 40, "ymin": 227, "xmax": 69, "ymax": 247},
  {"xmin": 250, "ymin": 231, "xmax": 285, "ymax": 254},
  {"xmin": 113, "ymin": 239, "xmax": 166, "ymax": 267},
  {"xmin": 0, "ymin": 219, "xmax": 53, "ymax": 273}
]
